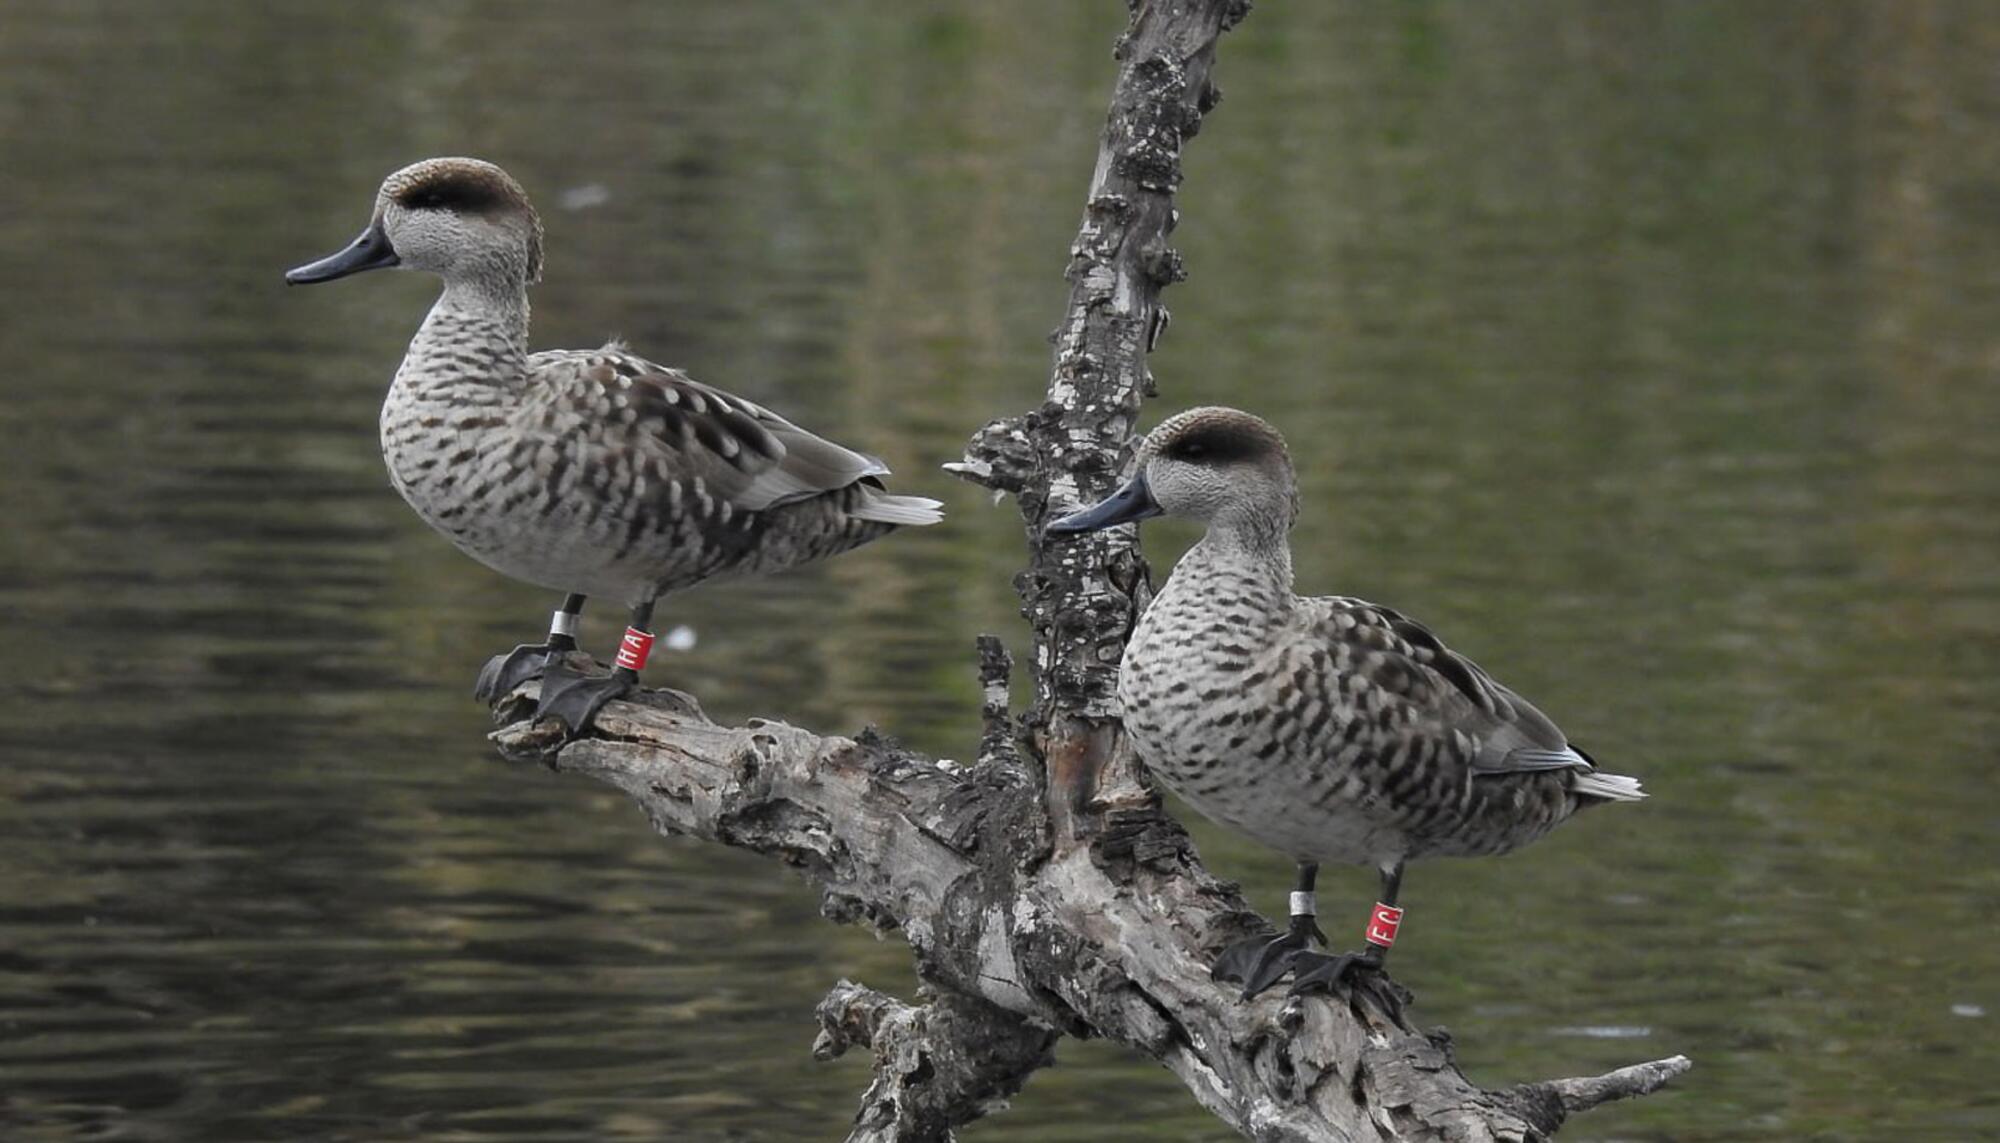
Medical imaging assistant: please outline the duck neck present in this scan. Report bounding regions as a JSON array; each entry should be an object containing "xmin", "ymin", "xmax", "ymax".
[
  {"xmin": 395, "ymin": 276, "xmax": 532, "ymax": 404},
  {"xmin": 1171, "ymin": 517, "xmax": 1296, "ymax": 619}
]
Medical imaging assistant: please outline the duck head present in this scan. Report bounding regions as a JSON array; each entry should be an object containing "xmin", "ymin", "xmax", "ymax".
[
  {"xmin": 286, "ymin": 157, "xmax": 543, "ymax": 288},
  {"xmin": 1048, "ymin": 406, "xmax": 1298, "ymax": 537}
]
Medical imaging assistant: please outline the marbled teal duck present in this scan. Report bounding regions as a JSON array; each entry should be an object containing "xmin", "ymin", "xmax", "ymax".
[
  {"xmin": 287, "ymin": 158, "xmax": 941, "ymax": 734},
  {"xmin": 1049, "ymin": 407, "xmax": 1643, "ymax": 1004}
]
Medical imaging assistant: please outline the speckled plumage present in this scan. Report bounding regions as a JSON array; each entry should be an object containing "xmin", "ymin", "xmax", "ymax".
[
  {"xmin": 381, "ymin": 321, "xmax": 926, "ymax": 606},
  {"xmin": 1071, "ymin": 408, "xmax": 1643, "ymax": 871},
  {"xmin": 1123, "ymin": 564, "xmax": 1602, "ymax": 867},
  {"xmin": 303, "ymin": 158, "xmax": 940, "ymax": 612}
]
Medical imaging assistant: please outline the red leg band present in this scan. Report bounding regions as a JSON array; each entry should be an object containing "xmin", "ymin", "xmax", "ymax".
[
  {"xmin": 615, "ymin": 627, "xmax": 655, "ymax": 672},
  {"xmin": 1364, "ymin": 903, "xmax": 1404, "ymax": 948}
]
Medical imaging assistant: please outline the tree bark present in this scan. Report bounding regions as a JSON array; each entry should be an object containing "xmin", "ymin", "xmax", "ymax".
[
  {"xmin": 490, "ymin": 1, "xmax": 1691, "ymax": 1138},
  {"xmin": 492, "ymin": 689, "xmax": 1686, "ymax": 1141}
]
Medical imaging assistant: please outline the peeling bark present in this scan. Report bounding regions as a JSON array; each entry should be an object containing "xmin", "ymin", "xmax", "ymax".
[
  {"xmin": 813, "ymin": 982, "xmax": 1059, "ymax": 1143},
  {"xmin": 490, "ymin": 1, "xmax": 1691, "ymax": 1138},
  {"xmin": 493, "ymin": 684, "xmax": 1688, "ymax": 1141}
]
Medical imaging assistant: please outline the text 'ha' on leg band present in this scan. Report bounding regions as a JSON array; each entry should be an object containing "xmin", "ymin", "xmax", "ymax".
[
  {"xmin": 1364, "ymin": 903, "xmax": 1405, "ymax": 948},
  {"xmin": 615, "ymin": 627, "xmax": 655, "ymax": 672}
]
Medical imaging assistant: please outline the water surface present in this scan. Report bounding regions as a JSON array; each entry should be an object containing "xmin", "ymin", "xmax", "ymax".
[{"xmin": 1, "ymin": 2, "xmax": 1996, "ymax": 1139}]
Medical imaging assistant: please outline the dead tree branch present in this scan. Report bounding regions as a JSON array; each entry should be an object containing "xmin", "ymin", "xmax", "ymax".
[
  {"xmin": 490, "ymin": 1, "xmax": 1691, "ymax": 1138},
  {"xmin": 491, "ymin": 685, "xmax": 1688, "ymax": 1140},
  {"xmin": 813, "ymin": 982, "xmax": 1059, "ymax": 1143}
]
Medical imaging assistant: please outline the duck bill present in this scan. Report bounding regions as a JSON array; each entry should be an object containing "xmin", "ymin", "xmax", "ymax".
[
  {"xmin": 285, "ymin": 221, "xmax": 399, "ymax": 284},
  {"xmin": 1046, "ymin": 472, "xmax": 1162, "ymax": 535}
]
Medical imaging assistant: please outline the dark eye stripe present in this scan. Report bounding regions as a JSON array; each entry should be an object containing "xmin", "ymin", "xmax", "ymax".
[
  {"xmin": 1164, "ymin": 426, "xmax": 1263, "ymax": 464},
  {"xmin": 395, "ymin": 178, "xmax": 511, "ymax": 213}
]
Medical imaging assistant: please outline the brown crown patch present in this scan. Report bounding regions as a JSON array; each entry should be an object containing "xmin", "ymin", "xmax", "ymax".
[
  {"xmin": 1147, "ymin": 406, "xmax": 1290, "ymax": 467},
  {"xmin": 383, "ymin": 158, "xmax": 533, "ymax": 216},
  {"xmin": 380, "ymin": 157, "xmax": 543, "ymax": 281}
]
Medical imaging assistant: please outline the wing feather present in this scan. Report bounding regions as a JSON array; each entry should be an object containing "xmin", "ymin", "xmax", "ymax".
[
  {"xmin": 548, "ymin": 350, "xmax": 891, "ymax": 511},
  {"xmin": 1308, "ymin": 598, "xmax": 1596, "ymax": 778}
]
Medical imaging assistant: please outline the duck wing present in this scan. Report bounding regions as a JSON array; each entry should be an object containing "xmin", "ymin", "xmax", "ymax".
[
  {"xmin": 537, "ymin": 348, "xmax": 895, "ymax": 511},
  {"xmin": 1306, "ymin": 597, "xmax": 1597, "ymax": 778}
]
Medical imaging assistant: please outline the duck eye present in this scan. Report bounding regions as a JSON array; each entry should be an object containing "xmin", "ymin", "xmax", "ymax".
[
  {"xmin": 1179, "ymin": 441, "xmax": 1207, "ymax": 460},
  {"xmin": 397, "ymin": 178, "xmax": 504, "ymax": 213}
]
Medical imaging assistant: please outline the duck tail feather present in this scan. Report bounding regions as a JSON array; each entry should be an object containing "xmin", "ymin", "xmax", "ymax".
[
  {"xmin": 851, "ymin": 489, "xmax": 945, "ymax": 526},
  {"xmin": 1572, "ymin": 771, "xmax": 1647, "ymax": 802}
]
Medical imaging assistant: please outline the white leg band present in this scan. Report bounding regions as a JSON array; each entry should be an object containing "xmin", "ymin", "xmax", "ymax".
[
  {"xmin": 549, "ymin": 609, "xmax": 579, "ymax": 638},
  {"xmin": 1289, "ymin": 891, "xmax": 1317, "ymax": 917}
]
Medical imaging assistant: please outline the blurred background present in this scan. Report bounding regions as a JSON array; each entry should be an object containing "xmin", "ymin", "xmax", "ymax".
[{"xmin": 1, "ymin": 1, "xmax": 1996, "ymax": 1139}]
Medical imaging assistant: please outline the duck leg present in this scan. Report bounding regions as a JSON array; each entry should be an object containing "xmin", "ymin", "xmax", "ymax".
[
  {"xmin": 474, "ymin": 593, "xmax": 588, "ymax": 704},
  {"xmin": 1288, "ymin": 861, "xmax": 1410, "ymax": 1017},
  {"xmin": 1212, "ymin": 862, "xmax": 1331, "ymax": 999},
  {"xmin": 536, "ymin": 598, "xmax": 656, "ymax": 737}
]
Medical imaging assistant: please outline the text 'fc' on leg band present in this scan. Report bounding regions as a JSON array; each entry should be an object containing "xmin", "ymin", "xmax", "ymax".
[{"xmin": 1364, "ymin": 903, "xmax": 1404, "ymax": 948}]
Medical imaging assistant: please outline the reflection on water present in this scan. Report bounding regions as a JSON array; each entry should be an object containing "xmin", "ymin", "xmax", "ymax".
[{"xmin": 2, "ymin": 2, "xmax": 1996, "ymax": 1139}]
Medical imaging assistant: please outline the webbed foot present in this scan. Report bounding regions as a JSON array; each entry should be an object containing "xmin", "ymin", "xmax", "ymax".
[
  {"xmin": 1287, "ymin": 949, "xmax": 1409, "ymax": 1021},
  {"xmin": 474, "ymin": 640, "xmax": 576, "ymax": 704},
  {"xmin": 1211, "ymin": 915, "xmax": 1327, "ymax": 999},
  {"xmin": 533, "ymin": 663, "xmax": 636, "ymax": 739}
]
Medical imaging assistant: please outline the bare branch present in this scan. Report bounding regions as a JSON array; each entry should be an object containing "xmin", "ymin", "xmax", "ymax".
[
  {"xmin": 1499, "ymin": 1054, "xmax": 1694, "ymax": 1132},
  {"xmin": 492, "ymin": 681, "xmax": 1688, "ymax": 1140},
  {"xmin": 813, "ymin": 981, "xmax": 1058, "ymax": 1143}
]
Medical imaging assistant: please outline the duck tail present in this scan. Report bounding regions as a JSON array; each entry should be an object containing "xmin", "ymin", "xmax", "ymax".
[
  {"xmin": 851, "ymin": 487, "xmax": 946, "ymax": 527},
  {"xmin": 1572, "ymin": 771, "xmax": 1647, "ymax": 803}
]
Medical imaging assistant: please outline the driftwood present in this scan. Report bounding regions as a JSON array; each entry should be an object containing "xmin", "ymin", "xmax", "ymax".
[
  {"xmin": 493, "ymin": 691, "xmax": 1685, "ymax": 1141},
  {"xmin": 491, "ymin": 1, "xmax": 1690, "ymax": 1138}
]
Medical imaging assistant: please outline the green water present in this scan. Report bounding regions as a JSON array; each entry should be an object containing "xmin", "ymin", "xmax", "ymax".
[{"xmin": 1, "ymin": 2, "xmax": 1995, "ymax": 1139}]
